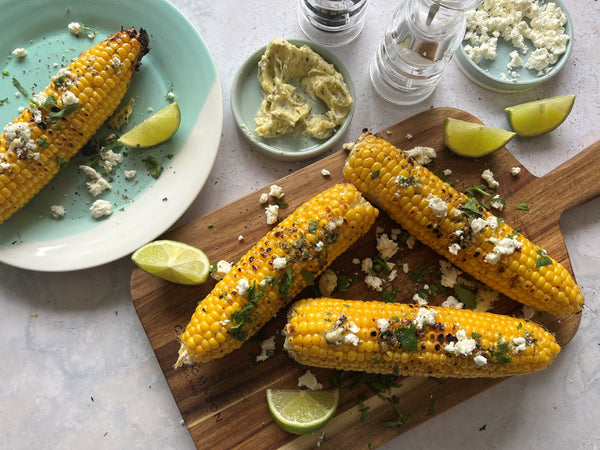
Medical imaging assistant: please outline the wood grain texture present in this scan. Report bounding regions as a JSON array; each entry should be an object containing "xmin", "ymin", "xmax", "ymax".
[{"xmin": 130, "ymin": 108, "xmax": 598, "ymax": 449}]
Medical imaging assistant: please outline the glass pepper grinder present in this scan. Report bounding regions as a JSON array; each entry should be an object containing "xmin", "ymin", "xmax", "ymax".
[{"xmin": 370, "ymin": 0, "xmax": 482, "ymax": 105}]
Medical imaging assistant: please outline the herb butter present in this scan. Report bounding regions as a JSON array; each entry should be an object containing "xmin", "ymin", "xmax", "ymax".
[{"xmin": 254, "ymin": 38, "xmax": 353, "ymax": 140}]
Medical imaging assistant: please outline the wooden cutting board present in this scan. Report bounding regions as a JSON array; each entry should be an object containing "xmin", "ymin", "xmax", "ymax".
[{"xmin": 130, "ymin": 107, "xmax": 599, "ymax": 449}]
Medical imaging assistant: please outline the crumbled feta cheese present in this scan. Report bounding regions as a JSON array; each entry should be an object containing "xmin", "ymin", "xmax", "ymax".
[
  {"xmin": 474, "ymin": 285, "xmax": 499, "ymax": 312},
  {"xmin": 320, "ymin": 168, "xmax": 331, "ymax": 177},
  {"xmin": 211, "ymin": 260, "xmax": 232, "ymax": 281},
  {"xmin": 376, "ymin": 233, "xmax": 399, "ymax": 259},
  {"xmin": 352, "ymin": 258, "xmax": 361, "ymax": 265},
  {"xmin": 11, "ymin": 48, "xmax": 26, "ymax": 58},
  {"xmin": 512, "ymin": 336, "xmax": 527, "ymax": 353},
  {"xmin": 448, "ymin": 243, "xmax": 461, "ymax": 255},
  {"xmin": 405, "ymin": 133, "xmax": 413, "ymax": 140},
  {"xmin": 470, "ymin": 215, "xmax": 497, "ymax": 234},
  {"xmin": 318, "ymin": 269, "xmax": 337, "ymax": 296},
  {"xmin": 273, "ymin": 257, "xmax": 287, "ymax": 271},
  {"xmin": 268, "ymin": 184, "xmax": 284, "ymax": 199},
  {"xmin": 3, "ymin": 122, "xmax": 38, "ymax": 159},
  {"xmin": 377, "ymin": 318, "xmax": 390, "ymax": 333},
  {"xmin": 256, "ymin": 336, "xmax": 276, "ymax": 362},
  {"xmin": 441, "ymin": 296, "xmax": 464, "ymax": 309},
  {"xmin": 481, "ymin": 169, "xmax": 499, "ymax": 188},
  {"xmin": 484, "ymin": 236, "xmax": 523, "ymax": 264},
  {"xmin": 111, "ymin": 56, "xmax": 122, "ymax": 69},
  {"xmin": 347, "ymin": 321, "xmax": 360, "ymax": 334},
  {"xmin": 413, "ymin": 307, "xmax": 437, "ymax": 330},
  {"xmin": 60, "ymin": 91, "xmax": 78, "ymax": 107},
  {"xmin": 521, "ymin": 305, "xmax": 536, "ymax": 319},
  {"xmin": 442, "ymin": 168, "xmax": 453, "ymax": 177},
  {"xmin": 427, "ymin": 195, "xmax": 448, "ymax": 218},
  {"xmin": 511, "ymin": 166, "xmax": 522, "ymax": 176},
  {"xmin": 236, "ymin": 278, "xmax": 250, "ymax": 296},
  {"xmin": 404, "ymin": 146, "xmax": 436, "ymax": 165},
  {"xmin": 166, "ymin": 91, "xmax": 175, "ymax": 100},
  {"xmin": 265, "ymin": 204, "xmax": 279, "ymax": 224},
  {"xmin": 364, "ymin": 275, "xmax": 383, "ymax": 291},
  {"xmin": 124, "ymin": 169, "xmax": 136, "ymax": 179},
  {"xmin": 343, "ymin": 333, "xmax": 360, "ymax": 346},
  {"xmin": 474, "ymin": 355, "xmax": 488, "ymax": 367},
  {"xmin": 99, "ymin": 149, "xmax": 123, "ymax": 173},
  {"xmin": 298, "ymin": 370, "xmax": 323, "ymax": 390},
  {"xmin": 238, "ymin": 235, "xmax": 244, "ymax": 241},
  {"xmin": 507, "ymin": 50, "xmax": 524, "ymax": 70},
  {"xmin": 325, "ymin": 326, "xmax": 345, "ymax": 345},
  {"xmin": 360, "ymin": 257, "xmax": 373, "ymax": 274},
  {"xmin": 388, "ymin": 268, "xmax": 398, "ymax": 282},
  {"xmin": 402, "ymin": 262, "xmax": 409, "ymax": 273},
  {"xmin": 89, "ymin": 199, "xmax": 113, "ymax": 218},
  {"xmin": 79, "ymin": 165, "xmax": 111, "ymax": 196},
  {"xmin": 327, "ymin": 217, "xmax": 344, "ymax": 231},
  {"xmin": 259, "ymin": 192, "xmax": 269, "ymax": 204},
  {"xmin": 439, "ymin": 260, "xmax": 461, "ymax": 288},
  {"xmin": 50, "ymin": 204, "xmax": 66, "ymax": 219},
  {"xmin": 444, "ymin": 329, "xmax": 477, "ymax": 356},
  {"xmin": 406, "ymin": 235, "xmax": 416, "ymax": 249},
  {"xmin": 314, "ymin": 240, "xmax": 324, "ymax": 252},
  {"xmin": 491, "ymin": 195, "xmax": 504, "ymax": 211},
  {"xmin": 68, "ymin": 22, "xmax": 83, "ymax": 35}
]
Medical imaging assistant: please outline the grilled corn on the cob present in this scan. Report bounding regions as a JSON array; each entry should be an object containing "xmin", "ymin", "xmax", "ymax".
[
  {"xmin": 176, "ymin": 183, "xmax": 379, "ymax": 366},
  {"xmin": 284, "ymin": 298, "xmax": 560, "ymax": 377},
  {"xmin": 0, "ymin": 27, "xmax": 149, "ymax": 224},
  {"xmin": 343, "ymin": 132, "xmax": 584, "ymax": 315}
]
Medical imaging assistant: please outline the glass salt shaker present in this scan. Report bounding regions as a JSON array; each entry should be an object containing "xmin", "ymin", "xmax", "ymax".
[
  {"xmin": 370, "ymin": 0, "xmax": 482, "ymax": 105},
  {"xmin": 297, "ymin": 0, "xmax": 369, "ymax": 47}
]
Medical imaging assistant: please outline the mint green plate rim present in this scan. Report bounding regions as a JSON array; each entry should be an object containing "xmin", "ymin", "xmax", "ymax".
[
  {"xmin": 455, "ymin": 0, "xmax": 573, "ymax": 93},
  {"xmin": 231, "ymin": 39, "xmax": 356, "ymax": 162},
  {"xmin": 0, "ymin": 0, "xmax": 223, "ymax": 271}
]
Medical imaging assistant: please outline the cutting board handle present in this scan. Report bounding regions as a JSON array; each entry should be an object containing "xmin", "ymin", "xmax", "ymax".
[{"xmin": 523, "ymin": 140, "xmax": 600, "ymax": 218}]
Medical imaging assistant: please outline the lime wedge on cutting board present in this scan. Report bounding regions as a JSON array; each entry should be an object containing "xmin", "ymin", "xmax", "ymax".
[
  {"xmin": 266, "ymin": 388, "xmax": 340, "ymax": 435},
  {"xmin": 131, "ymin": 239, "xmax": 209, "ymax": 285},
  {"xmin": 118, "ymin": 102, "xmax": 181, "ymax": 148},
  {"xmin": 443, "ymin": 117, "xmax": 516, "ymax": 158},
  {"xmin": 505, "ymin": 95, "xmax": 575, "ymax": 137}
]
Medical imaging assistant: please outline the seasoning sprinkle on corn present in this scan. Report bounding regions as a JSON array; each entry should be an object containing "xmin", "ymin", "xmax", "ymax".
[
  {"xmin": 284, "ymin": 298, "xmax": 561, "ymax": 378},
  {"xmin": 0, "ymin": 27, "xmax": 149, "ymax": 224},
  {"xmin": 176, "ymin": 183, "xmax": 379, "ymax": 366},
  {"xmin": 343, "ymin": 132, "xmax": 584, "ymax": 315}
]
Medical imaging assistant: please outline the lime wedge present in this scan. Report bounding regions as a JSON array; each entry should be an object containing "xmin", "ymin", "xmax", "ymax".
[
  {"xmin": 266, "ymin": 388, "xmax": 340, "ymax": 435},
  {"xmin": 118, "ymin": 102, "xmax": 181, "ymax": 148},
  {"xmin": 505, "ymin": 94, "xmax": 576, "ymax": 137},
  {"xmin": 444, "ymin": 117, "xmax": 516, "ymax": 158},
  {"xmin": 131, "ymin": 239, "xmax": 209, "ymax": 285}
]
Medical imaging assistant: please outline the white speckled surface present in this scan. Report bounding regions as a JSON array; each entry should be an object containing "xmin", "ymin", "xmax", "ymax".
[{"xmin": 1, "ymin": 1, "xmax": 599, "ymax": 449}]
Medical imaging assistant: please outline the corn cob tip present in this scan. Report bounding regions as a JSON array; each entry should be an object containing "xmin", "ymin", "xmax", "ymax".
[{"xmin": 117, "ymin": 27, "xmax": 150, "ymax": 69}]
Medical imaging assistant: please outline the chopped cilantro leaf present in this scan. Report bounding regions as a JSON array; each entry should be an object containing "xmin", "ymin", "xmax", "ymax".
[
  {"xmin": 515, "ymin": 203, "xmax": 529, "ymax": 211},
  {"xmin": 0, "ymin": 97, "xmax": 8, "ymax": 106},
  {"xmin": 453, "ymin": 284, "xmax": 477, "ymax": 309},
  {"xmin": 308, "ymin": 219, "xmax": 318, "ymax": 234},
  {"xmin": 535, "ymin": 249, "xmax": 553, "ymax": 267},
  {"xmin": 12, "ymin": 77, "xmax": 28, "ymax": 97},
  {"xmin": 144, "ymin": 156, "xmax": 163, "ymax": 179},
  {"xmin": 46, "ymin": 103, "xmax": 82, "ymax": 123},
  {"xmin": 371, "ymin": 170, "xmax": 380, "ymax": 179},
  {"xmin": 393, "ymin": 324, "xmax": 418, "ymax": 352}
]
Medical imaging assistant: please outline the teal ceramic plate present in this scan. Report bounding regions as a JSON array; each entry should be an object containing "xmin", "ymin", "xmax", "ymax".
[
  {"xmin": 0, "ymin": 0, "xmax": 222, "ymax": 271},
  {"xmin": 231, "ymin": 39, "xmax": 355, "ymax": 161},
  {"xmin": 455, "ymin": 0, "xmax": 573, "ymax": 92}
]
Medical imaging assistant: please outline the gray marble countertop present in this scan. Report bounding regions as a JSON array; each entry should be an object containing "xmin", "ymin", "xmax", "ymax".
[{"xmin": 1, "ymin": 0, "xmax": 599, "ymax": 449}]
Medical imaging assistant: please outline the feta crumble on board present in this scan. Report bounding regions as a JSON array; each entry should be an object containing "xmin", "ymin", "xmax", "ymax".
[
  {"xmin": 268, "ymin": 184, "xmax": 284, "ymax": 199},
  {"xmin": 89, "ymin": 199, "xmax": 112, "ymax": 218},
  {"xmin": 481, "ymin": 169, "xmax": 499, "ymax": 188},
  {"xmin": 320, "ymin": 168, "xmax": 331, "ymax": 177},
  {"xmin": 259, "ymin": 192, "xmax": 269, "ymax": 204},
  {"xmin": 511, "ymin": 166, "xmax": 522, "ymax": 176},
  {"xmin": 318, "ymin": 269, "xmax": 337, "ymax": 296},
  {"xmin": 256, "ymin": 336, "xmax": 276, "ymax": 362},
  {"xmin": 265, "ymin": 204, "xmax": 279, "ymax": 224},
  {"xmin": 297, "ymin": 370, "xmax": 323, "ymax": 391}
]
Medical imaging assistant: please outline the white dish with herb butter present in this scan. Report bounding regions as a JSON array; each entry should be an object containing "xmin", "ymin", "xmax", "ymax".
[
  {"xmin": 0, "ymin": 0, "xmax": 222, "ymax": 271},
  {"xmin": 231, "ymin": 39, "xmax": 355, "ymax": 161}
]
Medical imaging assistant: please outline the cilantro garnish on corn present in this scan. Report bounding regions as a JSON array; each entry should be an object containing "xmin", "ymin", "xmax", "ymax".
[
  {"xmin": 343, "ymin": 132, "xmax": 584, "ymax": 315},
  {"xmin": 0, "ymin": 27, "xmax": 149, "ymax": 224},
  {"xmin": 284, "ymin": 298, "xmax": 561, "ymax": 377},
  {"xmin": 175, "ymin": 183, "xmax": 379, "ymax": 366}
]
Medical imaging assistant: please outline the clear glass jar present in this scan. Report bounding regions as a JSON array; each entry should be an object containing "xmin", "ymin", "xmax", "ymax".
[{"xmin": 370, "ymin": 0, "xmax": 481, "ymax": 104}]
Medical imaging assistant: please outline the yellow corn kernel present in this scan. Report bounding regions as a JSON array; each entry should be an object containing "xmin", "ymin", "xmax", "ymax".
[
  {"xmin": 343, "ymin": 132, "xmax": 584, "ymax": 315},
  {"xmin": 175, "ymin": 183, "xmax": 379, "ymax": 365},
  {"xmin": 0, "ymin": 28, "xmax": 149, "ymax": 224},
  {"xmin": 284, "ymin": 298, "xmax": 561, "ymax": 377}
]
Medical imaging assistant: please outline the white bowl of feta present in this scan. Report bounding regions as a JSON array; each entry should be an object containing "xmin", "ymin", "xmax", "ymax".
[{"xmin": 455, "ymin": 0, "xmax": 573, "ymax": 92}]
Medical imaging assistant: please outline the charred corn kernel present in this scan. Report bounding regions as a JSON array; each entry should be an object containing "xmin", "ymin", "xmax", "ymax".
[
  {"xmin": 175, "ymin": 183, "xmax": 379, "ymax": 366},
  {"xmin": 344, "ymin": 132, "xmax": 584, "ymax": 315},
  {"xmin": 284, "ymin": 298, "xmax": 561, "ymax": 377},
  {"xmin": 0, "ymin": 28, "xmax": 149, "ymax": 224}
]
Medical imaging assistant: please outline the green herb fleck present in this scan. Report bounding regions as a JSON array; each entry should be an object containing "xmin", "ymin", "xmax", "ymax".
[
  {"xmin": 37, "ymin": 137, "xmax": 48, "ymax": 148},
  {"xmin": 45, "ymin": 102, "xmax": 82, "ymax": 123},
  {"xmin": 535, "ymin": 249, "xmax": 553, "ymax": 267},
  {"xmin": 0, "ymin": 97, "xmax": 9, "ymax": 106},
  {"xmin": 12, "ymin": 77, "xmax": 28, "ymax": 97},
  {"xmin": 207, "ymin": 224, "xmax": 214, "ymax": 229},
  {"xmin": 371, "ymin": 170, "xmax": 380, "ymax": 179},
  {"xmin": 453, "ymin": 284, "xmax": 477, "ymax": 309},
  {"xmin": 460, "ymin": 196, "xmax": 483, "ymax": 218},
  {"xmin": 300, "ymin": 268, "xmax": 314, "ymax": 286},
  {"xmin": 427, "ymin": 399, "xmax": 438, "ymax": 416},
  {"xmin": 358, "ymin": 398, "xmax": 371, "ymax": 422},
  {"xmin": 393, "ymin": 323, "xmax": 418, "ymax": 352},
  {"xmin": 471, "ymin": 332, "xmax": 482, "ymax": 339},
  {"xmin": 144, "ymin": 156, "xmax": 163, "ymax": 179},
  {"xmin": 230, "ymin": 282, "xmax": 262, "ymax": 341},
  {"xmin": 1, "ymin": 70, "xmax": 9, "ymax": 76},
  {"xmin": 382, "ymin": 406, "xmax": 413, "ymax": 428},
  {"xmin": 308, "ymin": 219, "xmax": 318, "ymax": 234},
  {"xmin": 515, "ymin": 203, "xmax": 529, "ymax": 211},
  {"xmin": 336, "ymin": 274, "xmax": 356, "ymax": 292},
  {"xmin": 492, "ymin": 333, "xmax": 512, "ymax": 366}
]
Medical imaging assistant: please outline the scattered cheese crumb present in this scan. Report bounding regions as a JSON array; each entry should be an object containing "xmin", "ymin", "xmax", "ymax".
[
  {"xmin": 89, "ymin": 199, "xmax": 113, "ymax": 218},
  {"xmin": 256, "ymin": 336, "xmax": 276, "ymax": 362},
  {"xmin": 445, "ymin": 329, "xmax": 477, "ymax": 356},
  {"xmin": 273, "ymin": 257, "xmax": 287, "ymax": 271},
  {"xmin": 413, "ymin": 307, "xmax": 437, "ymax": 330},
  {"xmin": 265, "ymin": 204, "xmax": 279, "ymax": 224},
  {"xmin": 50, "ymin": 204, "xmax": 66, "ymax": 219},
  {"xmin": 124, "ymin": 170, "xmax": 137, "ymax": 179},
  {"xmin": 405, "ymin": 146, "xmax": 436, "ymax": 165},
  {"xmin": 320, "ymin": 168, "xmax": 331, "ymax": 177},
  {"xmin": 79, "ymin": 165, "xmax": 111, "ymax": 197},
  {"xmin": 481, "ymin": 169, "xmax": 499, "ymax": 188},
  {"xmin": 439, "ymin": 260, "xmax": 461, "ymax": 288},
  {"xmin": 318, "ymin": 269, "xmax": 337, "ymax": 296},
  {"xmin": 238, "ymin": 235, "xmax": 244, "ymax": 241},
  {"xmin": 511, "ymin": 166, "xmax": 522, "ymax": 176},
  {"xmin": 68, "ymin": 22, "xmax": 83, "ymax": 35},
  {"xmin": 211, "ymin": 260, "xmax": 232, "ymax": 281},
  {"xmin": 11, "ymin": 48, "xmax": 26, "ymax": 58},
  {"xmin": 236, "ymin": 278, "xmax": 250, "ymax": 296},
  {"xmin": 298, "ymin": 370, "xmax": 323, "ymax": 390},
  {"xmin": 365, "ymin": 275, "xmax": 383, "ymax": 292},
  {"xmin": 259, "ymin": 192, "xmax": 269, "ymax": 204},
  {"xmin": 376, "ymin": 233, "xmax": 399, "ymax": 259},
  {"xmin": 427, "ymin": 195, "xmax": 448, "ymax": 218},
  {"xmin": 474, "ymin": 355, "xmax": 488, "ymax": 367},
  {"xmin": 521, "ymin": 305, "xmax": 536, "ymax": 319},
  {"xmin": 441, "ymin": 296, "xmax": 464, "ymax": 309},
  {"xmin": 269, "ymin": 184, "xmax": 285, "ymax": 199}
]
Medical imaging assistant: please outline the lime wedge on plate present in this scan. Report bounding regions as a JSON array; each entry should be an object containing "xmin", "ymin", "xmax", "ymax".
[
  {"xmin": 131, "ymin": 239, "xmax": 209, "ymax": 285},
  {"xmin": 118, "ymin": 102, "xmax": 181, "ymax": 148},
  {"xmin": 444, "ymin": 117, "xmax": 516, "ymax": 158},
  {"xmin": 505, "ymin": 94, "xmax": 575, "ymax": 137},
  {"xmin": 266, "ymin": 388, "xmax": 340, "ymax": 435}
]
